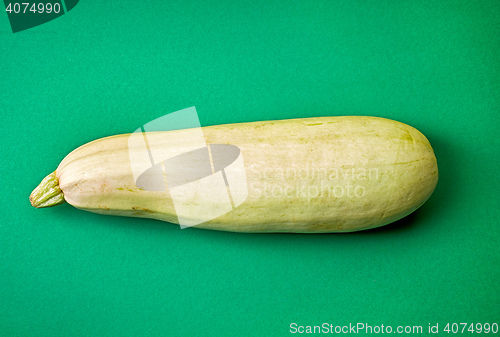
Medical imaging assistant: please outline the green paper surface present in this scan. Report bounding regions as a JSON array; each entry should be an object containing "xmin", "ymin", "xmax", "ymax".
[{"xmin": 1, "ymin": 1, "xmax": 499, "ymax": 336}]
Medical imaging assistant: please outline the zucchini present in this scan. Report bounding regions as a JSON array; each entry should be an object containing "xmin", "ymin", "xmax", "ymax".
[{"xmin": 30, "ymin": 116, "xmax": 438, "ymax": 233}]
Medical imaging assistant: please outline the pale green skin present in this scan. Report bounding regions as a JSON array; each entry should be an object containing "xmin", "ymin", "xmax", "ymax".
[{"xmin": 30, "ymin": 117, "xmax": 438, "ymax": 233}]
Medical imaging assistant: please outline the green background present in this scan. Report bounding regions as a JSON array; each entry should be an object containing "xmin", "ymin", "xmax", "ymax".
[{"xmin": 1, "ymin": 1, "xmax": 499, "ymax": 336}]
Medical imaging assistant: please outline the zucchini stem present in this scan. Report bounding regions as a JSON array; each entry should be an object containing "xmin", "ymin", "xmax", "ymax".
[{"xmin": 30, "ymin": 171, "xmax": 66, "ymax": 208}]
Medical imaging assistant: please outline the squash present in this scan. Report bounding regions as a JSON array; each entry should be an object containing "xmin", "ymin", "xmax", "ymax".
[{"xmin": 30, "ymin": 116, "xmax": 438, "ymax": 233}]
